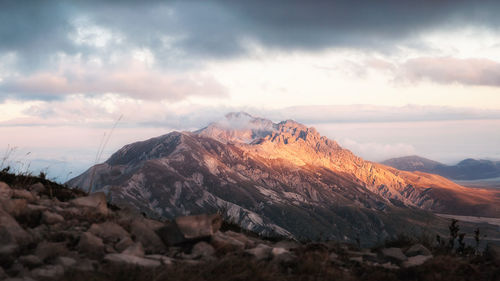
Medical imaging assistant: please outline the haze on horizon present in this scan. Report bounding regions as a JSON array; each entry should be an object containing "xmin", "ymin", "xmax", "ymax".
[{"xmin": 1, "ymin": 0, "xmax": 500, "ymax": 181}]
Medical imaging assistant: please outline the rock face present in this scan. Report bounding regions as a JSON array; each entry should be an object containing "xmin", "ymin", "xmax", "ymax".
[{"xmin": 68, "ymin": 113, "xmax": 500, "ymax": 243}]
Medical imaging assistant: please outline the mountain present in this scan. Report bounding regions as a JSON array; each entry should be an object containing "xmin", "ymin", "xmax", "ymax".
[
  {"xmin": 382, "ymin": 156, "xmax": 500, "ymax": 180},
  {"xmin": 68, "ymin": 113, "xmax": 500, "ymax": 244}
]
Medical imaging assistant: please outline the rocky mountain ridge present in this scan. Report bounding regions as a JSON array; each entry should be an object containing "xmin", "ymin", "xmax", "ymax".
[{"xmin": 68, "ymin": 113, "xmax": 500, "ymax": 244}]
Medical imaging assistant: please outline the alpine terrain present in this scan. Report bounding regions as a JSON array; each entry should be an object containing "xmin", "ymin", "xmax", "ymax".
[{"xmin": 68, "ymin": 113, "xmax": 500, "ymax": 245}]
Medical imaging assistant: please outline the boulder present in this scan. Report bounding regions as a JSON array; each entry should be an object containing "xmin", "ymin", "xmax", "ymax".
[
  {"xmin": 115, "ymin": 237, "xmax": 134, "ymax": 252},
  {"xmin": 485, "ymin": 244, "xmax": 500, "ymax": 265},
  {"xmin": 211, "ymin": 231, "xmax": 246, "ymax": 252},
  {"xmin": 224, "ymin": 231, "xmax": 256, "ymax": 248},
  {"xmin": 31, "ymin": 264, "xmax": 65, "ymax": 281},
  {"xmin": 175, "ymin": 214, "xmax": 222, "ymax": 239},
  {"xmin": 191, "ymin": 241, "xmax": 215, "ymax": 258},
  {"xmin": 122, "ymin": 242, "xmax": 145, "ymax": 257},
  {"xmin": 145, "ymin": 255, "xmax": 174, "ymax": 266},
  {"xmin": 0, "ymin": 208, "xmax": 32, "ymax": 246},
  {"xmin": 157, "ymin": 221, "xmax": 187, "ymax": 246},
  {"xmin": 0, "ymin": 199, "xmax": 27, "ymax": 217},
  {"xmin": 402, "ymin": 255, "xmax": 432, "ymax": 267},
  {"xmin": 104, "ymin": 253, "xmax": 161, "ymax": 268},
  {"xmin": 245, "ymin": 244, "xmax": 272, "ymax": 261},
  {"xmin": 70, "ymin": 192, "xmax": 108, "ymax": 215},
  {"xmin": 88, "ymin": 222, "xmax": 130, "ymax": 243},
  {"xmin": 29, "ymin": 182, "xmax": 46, "ymax": 194},
  {"xmin": 41, "ymin": 211, "xmax": 64, "ymax": 225},
  {"xmin": 77, "ymin": 232, "xmax": 104, "ymax": 258},
  {"xmin": 55, "ymin": 256, "xmax": 77, "ymax": 267},
  {"xmin": 405, "ymin": 244, "xmax": 432, "ymax": 257},
  {"xmin": 129, "ymin": 219, "xmax": 166, "ymax": 254},
  {"xmin": 34, "ymin": 241, "xmax": 68, "ymax": 262},
  {"xmin": 0, "ymin": 244, "xmax": 19, "ymax": 266},
  {"xmin": 0, "ymin": 182, "xmax": 12, "ymax": 199},
  {"xmin": 274, "ymin": 240, "xmax": 300, "ymax": 250},
  {"xmin": 72, "ymin": 259, "xmax": 97, "ymax": 272},
  {"xmin": 12, "ymin": 190, "xmax": 36, "ymax": 203},
  {"xmin": 18, "ymin": 255, "xmax": 43, "ymax": 269},
  {"xmin": 0, "ymin": 266, "xmax": 6, "ymax": 280},
  {"xmin": 271, "ymin": 247, "xmax": 295, "ymax": 263},
  {"xmin": 380, "ymin": 247, "xmax": 408, "ymax": 262}
]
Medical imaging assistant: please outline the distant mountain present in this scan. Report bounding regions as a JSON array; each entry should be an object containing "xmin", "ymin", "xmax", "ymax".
[
  {"xmin": 68, "ymin": 113, "xmax": 500, "ymax": 245},
  {"xmin": 382, "ymin": 156, "xmax": 500, "ymax": 180}
]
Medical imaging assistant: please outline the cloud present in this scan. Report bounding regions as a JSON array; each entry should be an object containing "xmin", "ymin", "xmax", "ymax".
[
  {"xmin": 0, "ymin": 55, "xmax": 227, "ymax": 101},
  {"xmin": 397, "ymin": 57, "xmax": 500, "ymax": 87},
  {"xmin": 337, "ymin": 138, "xmax": 417, "ymax": 162}
]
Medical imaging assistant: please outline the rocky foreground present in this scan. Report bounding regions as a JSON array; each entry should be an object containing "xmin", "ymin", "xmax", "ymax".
[{"xmin": 0, "ymin": 179, "xmax": 499, "ymax": 281}]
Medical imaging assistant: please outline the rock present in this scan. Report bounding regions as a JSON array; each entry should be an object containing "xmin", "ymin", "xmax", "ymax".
[
  {"xmin": 0, "ymin": 182, "xmax": 12, "ymax": 199},
  {"xmin": 175, "ymin": 214, "xmax": 222, "ymax": 239},
  {"xmin": 380, "ymin": 247, "xmax": 408, "ymax": 262},
  {"xmin": 0, "ymin": 199, "xmax": 27, "ymax": 218},
  {"xmin": 77, "ymin": 232, "xmax": 104, "ymax": 258},
  {"xmin": 485, "ymin": 244, "xmax": 500, "ymax": 265},
  {"xmin": 157, "ymin": 221, "xmax": 187, "ymax": 246},
  {"xmin": 271, "ymin": 247, "xmax": 288, "ymax": 256},
  {"xmin": 379, "ymin": 262, "xmax": 400, "ymax": 270},
  {"xmin": 350, "ymin": 256, "xmax": 363, "ymax": 263},
  {"xmin": 72, "ymin": 259, "xmax": 97, "ymax": 272},
  {"xmin": 0, "ymin": 208, "xmax": 32, "ymax": 246},
  {"xmin": 402, "ymin": 255, "xmax": 432, "ymax": 267},
  {"xmin": 274, "ymin": 240, "xmax": 300, "ymax": 250},
  {"xmin": 271, "ymin": 247, "xmax": 295, "ymax": 263},
  {"xmin": 129, "ymin": 219, "xmax": 166, "ymax": 254},
  {"xmin": 145, "ymin": 255, "xmax": 174, "ymax": 266},
  {"xmin": 0, "ymin": 266, "xmax": 6, "ymax": 280},
  {"xmin": 245, "ymin": 244, "xmax": 272, "ymax": 261},
  {"xmin": 28, "ymin": 224, "xmax": 48, "ymax": 243},
  {"xmin": 88, "ymin": 222, "xmax": 130, "ymax": 243},
  {"xmin": 70, "ymin": 192, "xmax": 108, "ymax": 215},
  {"xmin": 31, "ymin": 264, "xmax": 65, "ymax": 281},
  {"xmin": 191, "ymin": 241, "xmax": 215, "ymax": 258},
  {"xmin": 405, "ymin": 244, "xmax": 432, "ymax": 257},
  {"xmin": 18, "ymin": 255, "xmax": 43, "ymax": 268},
  {"xmin": 12, "ymin": 190, "xmax": 36, "ymax": 203},
  {"xmin": 29, "ymin": 183, "xmax": 46, "ymax": 194},
  {"xmin": 211, "ymin": 231, "xmax": 246, "ymax": 252},
  {"xmin": 34, "ymin": 241, "xmax": 68, "ymax": 262},
  {"xmin": 122, "ymin": 242, "xmax": 145, "ymax": 257},
  {"xmin": 55, "ymin": 256, "xmax": 77, "ymax": 267},
  {"xmin": 0, "ymin": 244, "xmax": 19, "ymax": 266},
  {"xmin": 224, "ymin": 231, "xmax": 256, "ymax": 248},
  {"xmin": 41, "ymin": 211, "xmax": 64, "ymax": 225},
  {"xmin": 115, "ymin": 236, "xmax": 134, "ymax": 252},
  {"xmin": 104, "ymin": 253, "xmax": 161, "ymax": 268}
]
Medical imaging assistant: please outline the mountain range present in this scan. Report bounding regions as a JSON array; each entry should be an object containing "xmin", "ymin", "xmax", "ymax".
[
  {"xmin": 68, "ymin": 112, "xmax": 500, "ymax": 245},
  {"xmin": 382, "ymin": 155, "xmax": 500, "ymax": 180}
]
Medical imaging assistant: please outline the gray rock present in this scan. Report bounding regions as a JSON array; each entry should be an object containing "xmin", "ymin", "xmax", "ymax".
[
  {"xmin": 77, "ymin": 232, "xmax": 104, "ymax": 258},
  {"xmin": 405, "ymin": 244, "xmax": 432, "ymax": 257},
  {"xmin": 224, "ymin": 231, "xmax": 256, "ymax": 248},
  {"xmin": 350, "ymin": 256, "xmax": 363, "ymax": 263},
  {"xmin": 0, "ymin": 208, "xmax": 32, "ymax": 246},
  {"xmin": 191, "ymin": 241, "xmax": 215, "ymax": 258},
  {"xmin": 29, "ymin": 183, "xmax": 46, "ymax": 194},
  {"xmin": 115, "ymin": 236, "xmax": 134, "ymax": 252},
  {"xmin": 34, "ymin": 241, "xmax": 68, "ymax": 262},
  {"xmin": 485, "ymin": 244, "xmax": 500, "ymax": 265},
  {"xmin": 211, "ymin": 231, "xmax": 246, "ymax": 252},
  {"xmin": 129, "ymin": 219, "xmax": 166, "ymax": 254},
  {"xmin": 380, "ymin": 247, "xmax": 408, "ymax": 262},
  {"xmin": 18, "ymin": 255, "xmax": 43, "ymax": 268},
  {"xmin": 0, "ymin": 182, "xmax": 12, "ymax": 199},
  {"xmin": 274, "ymin": 240, "xmax": 300, "ymax": 250},
  {"xmin": 28, "ymin": 224, "xmax": 49, "ymax": 243},
  {"xmin": 55, "ymin": 256, "xmax": 77, "ymax": 267},
  {"xmin": 0, "ymin": 266, "xmax": 6, "ymax": 279},
  {"xmin": 70, "ymin": 192, "xmax": 108, "ymax": 215},
  {"xmin": 31, "ymin": 264, "xmax": 65, "ymax": 281},
  {"xmin": 145, "ymin": 255, "xmax": 174, "ymax": 266},
  {"xmin": 271, "ymin": 247, "xmax": 295, "ymax": 263},
  {"xmin": 41, "ymin": 211, "xmax": 64, "ymax": 225},
  {"xmin": 402, "ymin": 255, "xmax": 432, "ymax": 267},
  {"xmin": 88, "ymin": 222, "xmax": 130, "ymax": 243},
  {"xmin": 157, "ymin": 221, "xmax": 187, "ymax": 246},
  {"xmin": 0, "ymin": 244, "xmax": 19, "ymax": 266},
  {"xmin": 245, "ymin": 244, "xmax": 272, "ymax": 261},
  {"xmin": 175, "ymin": 214, "xmax": 222, "ymax": 239},
  {"xmin": 12, "ymin": 190, "xmax": 36, "ymax": 203},
  {"xmin": 104, "ymin": 253, "xmax": 162, "ymax": 268},
  {"xmin": 72, "ymin": 259, "xmax": 97, "ymax": 272},
  {"xmin": 122, "ymin": 242, "xmax": 145, "ymax": 257},
  {"xmin": 0, "ymin": 199, "xmax": 28, "ymax": 218}
]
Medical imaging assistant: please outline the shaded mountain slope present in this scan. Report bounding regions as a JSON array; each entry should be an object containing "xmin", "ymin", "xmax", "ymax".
[{"xmin": 382, "ymin": 155, "xmax": 500, "ymax": 180}]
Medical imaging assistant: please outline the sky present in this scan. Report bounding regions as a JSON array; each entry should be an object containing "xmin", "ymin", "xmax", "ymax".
[{"xmin": 1, "ymin": 0, "xmax": 500, "ymax": 181}]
